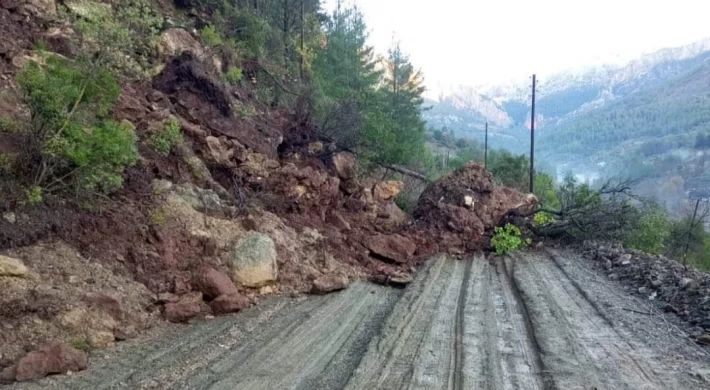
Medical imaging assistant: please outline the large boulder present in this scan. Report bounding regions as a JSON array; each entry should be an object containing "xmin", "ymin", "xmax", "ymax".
[
  {"xmin": 14, "ymin": 343, "xmax": 87, "ymax": 382},
  {"xmin": 365, "ymin": 234, "xmax": 417, "ymax": 264},
  {"xmin": 228, "ymin": 232, "xmax": 278, "ymax": 287},
  {"xmin": 60, "ymin": 308, "xmax": 117, "ymax": 348},
  {"xmin": 0, "ymin": 255, "xmax": 27, "ymax": 277},
  {"xmin": 192, "ymin": 267, "xmax": 238, "ymax": 300}
]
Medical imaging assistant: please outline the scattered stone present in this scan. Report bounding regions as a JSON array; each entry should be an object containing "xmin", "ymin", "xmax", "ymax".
[
  {"xmin": 259, "ymin": 285, "xmax": 274, "ymax": 295},
  {"xmin": 311, "ymin": 274, "xmax": 349, "ymax": 294},
  {"xmin": 210, "ymin": 294, "xmax": 249, "ymax": 315},
  {"xmin": 0, "ymin": 255, "xmax": 28, "ymax": 277},
  {"xmin": 680, "ymin": 278, "xmax": 694, "ymax": 290},
  {"xmin": 365, "ymin": 234, "xmax": 417, "ymax": 264},
  {"xmin": 329, "ymin": 152, "xmax": 357, "ymax": 180},
  {"xmin": 389, "ymin": 272, "xmax": 414, "ymax": 287},
  {"xmin": 163, "ymin": 293, "xmax": 202, "ymax": 323},
  {"xmin": 14, "ymin": 343, "xmax": 87, "ymax": 382},
  {"xmin": 228, "ymin": 232, "xmax": 278, "ymax": 288},
  {"xmin": 85, "ymin": 292, "xmax": 124, "ymax": 321},
  {"xmin": 192, "ymin": 267, "xmax": 238, "ymax": 300},
  {"xmin": 60, "ymin": 308, "xmax": 117, "ymax": 348},
  {"xmin": 2, "ymin": 212, "xmax": 16, "ymax": 224}
]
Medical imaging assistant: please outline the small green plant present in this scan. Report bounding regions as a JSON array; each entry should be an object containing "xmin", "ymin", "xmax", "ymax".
[
  {"xmin": 200, "ymin": 25, "xmax": 223, "ymax": 47},
  {"xmin": 68, "ymin": 338, "xmax": 92, "ymax": 352},
  {"xmin": 25, "ymin": 186, "xmax": 43, "ymax": 205},
  {"xmin": 150, "ymin": 118, "xmax": 183, "ymax": 156},
  {"xmin": 0, "ymin": 153, "xmax": 16, "ymax": 175},
  {"xmin": 0, "ymin": 117, "xmax": 18, "ymax": 133},
  {"xmin": 225, "ymin": 67, "xmax": 243, "ymax": 85},
  {"xmin": 533, "ymin": 211, "xmax": 555, "ymax": 227},
  {"xmin": 491, "ymin": 223, "xmax": 531, "ymax": 256},
  {"xmin": 236, "ymin": 103, "xmax": 258, "ymax": 118}
]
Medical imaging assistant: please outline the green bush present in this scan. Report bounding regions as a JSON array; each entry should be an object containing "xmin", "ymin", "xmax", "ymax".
[
  {"xmin": 533, "ymin": 211, "xmax": 555, "ymax": 227},
  {"xmin": 623, "ymin": 205, "xmax": 671, "ymax": 255},
  {"xmin": 17, "ymin": 54, "xmax": 137, "ymax": 198},
  {"xmin": 491, "ymin": 223, "xmax": 531, "ymax": 256},
  {"xmin": 68, "ymin": 339, "xmax": 92, "ymax": 352},
  {"xmin": 200, "ymin": 25, "xmax": 223, "ymax": 47},
  {"xmin": 150, "ymin": 118, "xmax": 183, "ymax": 156},
  {"xmin": 225, "ymin": 67, "xmax": 243, "ymax": 85}
]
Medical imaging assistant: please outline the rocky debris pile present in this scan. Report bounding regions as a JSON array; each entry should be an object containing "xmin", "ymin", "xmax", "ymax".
[
  {"xmin": 414, "ymin": 162, "xmax": 537, "ymax": 253},
  {"xmin": 583, "ymin": 241, "xmax": 710, "ymax": 344}
]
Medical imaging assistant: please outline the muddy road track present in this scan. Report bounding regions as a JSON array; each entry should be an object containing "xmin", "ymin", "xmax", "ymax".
[{"xmin": 9, "ymin": 251, "xmax": 710, "ymax": 390}]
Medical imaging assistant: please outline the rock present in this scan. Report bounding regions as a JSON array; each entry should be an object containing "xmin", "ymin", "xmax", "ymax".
[
  {"xmin": 159, "ymin": 28, "xmax": 204, "ymax": 57},
  {"xmin": 85, "ymin": 292, "xmax": 124, "ymax": 321},
  {"xmin": 63, "ymin": 0, "xmax": 111, "ymax": 20},
  {"xmin": 604, "ymin": 258, "xmax": 612, "ymax": 270},
  {"xmin": 210, "ymin": 294, "xmax": 249, "ymax": 315},
  {"xmin": 680, "ymin": 278, "xmax": 694, "ymax": 290},
  {"xmin": 373, "ymin": 180, "xmax": 404, "ymax": 201},
  {"xmin": 389, "ymin": 272, "xmax": 414, "ymax": 287},
  {"xmin": 697, "ymin": 333, "xmax": 710, "ymax": 345},
  {"xmin": 365, "ymin": 234, "xmax": 417, "ymax": 263},
  {"xmin": 60, "ymin": 308, "xmax": 117, "ymax": 348},
  {"xmin": 114, "ymin": 326, "xmax": 137, "ymax": 341},
  {"xmin": 638, "ymin": 287, "xmax": 647, "ymax": 294},
  {"xmin": 378, "ymin": 202, "xmax": 409, "ymax": 226},
  {"xmin": 327, "ymin": 211, "xmax": 351, "ymax": 231},
  {"xmin": 157, "ymin": 292, "xmax": 180, "ymax": 304},
  {"xmin": 0, "ymin": 255, "xmax": 28, "ymax": 277},
  {"xmin": 14, "ymin": 343, "xmax": 87, "ymax": 382},
  {"xmin": 2, "ymin": 212, "xmax": 16, "ymax": 224},
  {"xmin": 8, "ymin": 0, "xmax": 56, "ymax": 18},
  {"xmin": 618, "ymin": 253, "xmax": 632, "ymax": 264},
  {"xmin": 0, "ymin": 365, "xmax": 15, "ymax": 384},
  {"xmin": 192, "ymin": 267, "xmax": 238, "ymax": 300},
  {"xmin": 205, "ymin": 136, "xmax": 235, "ymax": 167},
  {"xmin": 330, "ymin": 152, "xmax": 357, "ymax": 180},
  {"xmin": 311, "ymin": 274, "xmax": 349, "ymax": 294},
  {"xmin": 164, "ymin": 300, "xmax": 201, "ymax": 323},
  {"xmin": 340, "ymin": 179, "xmax": 361, "ymax": 195},
  {"xmin": 463, "ymin": 195, "xmax": 474, "ymax": 209},
  {"xmin": 228, "ymin": 232, "xmax": 278, "ymax": 288},
  {"xmin": 259, "ymin": 285, "xmax": 274, "ymax": 295}
]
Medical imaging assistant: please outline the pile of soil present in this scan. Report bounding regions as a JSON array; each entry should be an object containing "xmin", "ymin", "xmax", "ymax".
[{"xmin": 413, "ymin": 162, "xmax": 537, "ymax": 253}]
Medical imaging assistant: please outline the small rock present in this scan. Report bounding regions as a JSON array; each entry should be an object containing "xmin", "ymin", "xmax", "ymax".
[
  {"xmin": 373, "ymin": 180, "xmax": 404, "ymax": 201},
  {"xmin": 210, "ymin": 294, "xmax": 249, "ymax": 315},
  {"xmin": 2, "ymin": 212, "xmax": 16, "ymax": 224},
  {"xmin": 114, "ymin": 326, "xmax": 137, "ymax": 341},
  {"xmin": 0, "ymin": 365, "xmax": 16, "ymax": 384},
  {"xmin": 697, "ymin": 333, "xmax": 710, "ymax": 345},
  {"xmin": 389, "ymin": 272, "xmax": 414, "ymax": 287},
  {"xmin": 67, "ymin": 275, "xmax": 79, "ymax": 284},
  {"xmin": 604, "ymin": 258, "xmax": 612, "ymax": 270},
  {"xmin": 0, "ymin": 255, "xmax": 28, "ymax": 277},
  {"xmin": 608, "ymin": 273, "xmax": 619, "ymax": 280},
  {"xmin": 680, "ymin": 278, "xmax": 694, "ymax": 290},
  {"xmin": 157, "ymin": 292, "xmax": 180, "ymax": 304},
  {"xmin": 651, "ymin": 279, "xmax": 662, "ymax": 288},
  {"xmin": 638, "ymin": 287, "xmax": 647, "ymax": 294},
  {"xmin": 311, "ymin": 274, "xmax": 350, "ymax": 294},
  {"xmin": 618, "ymin": 254, "xmax": 632, "ymax": 265},
  {"xmin": 85, "ymin": 292, "xmax": 124, "ymax": 321},
  {"xmin": 164, "ymin": 301, "xmax": 201, "ymax": 323},
  {"xmin": 15, "ymin": 343, "xmax": 87, "ymax": 382},
  {"xmin": 365, "ymin": 234, "xmax": 417, "ymax": 264},
  {"xmin": 205, "ymin": 315, "xmax": 215, "ymax": 320},
  {"xmin": 259, "ymin": 285, "xmax": 274, "ymax": 295}
]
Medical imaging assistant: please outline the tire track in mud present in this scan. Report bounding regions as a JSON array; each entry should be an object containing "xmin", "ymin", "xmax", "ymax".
[
  {"xmin": 9, "ymin": 252, "xmax": 709, "ymax": 390},
  {"xmin": 508, "ymin": 251, "xmax": 674, "ymax": 390}
]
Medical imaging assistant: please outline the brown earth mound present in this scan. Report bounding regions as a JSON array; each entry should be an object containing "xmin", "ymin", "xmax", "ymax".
[{"xmin": 413, "ymin": 162, "xmax": 537, "ymax": 253}]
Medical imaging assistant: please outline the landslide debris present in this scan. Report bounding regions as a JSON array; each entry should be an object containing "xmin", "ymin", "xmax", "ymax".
[{"xmin": 413, "ymin": 162, "xmax": 537, "ymax": 253}]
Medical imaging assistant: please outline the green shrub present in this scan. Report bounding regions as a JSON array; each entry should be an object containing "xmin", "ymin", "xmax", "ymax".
[
  {"xmin": 533, "ymin": 211, "xmax": 555, "ymax": 227},
  {"xmin": 623, "ymin": 205, "xmax": 671, "ymax": 255},
  {"xmin": 17, "ymin": 54, "xmax": 137, "ymax": 197},
  {"xmin": 68, "ymin": 339, "xmax": 92, "ymax": 352},
  {"xmin": 491, "ymin": 223, "xmax": 531, "ymax": 256},
  {"xmin": 200, "ymin": 25, "xmax": 223, "ymax": 47},
  {"xmin": 150, "ymin": 118, "xmax": 183, "ymax": 156},
  {"xmin": 25, "ymin": 186, "xmax": 43, "ymax": 205},
  {"xmin": 225, "ymin": 67, "xmax": 243, "ymax": 85},
  {"xmin": 0, "ymin": 153, "xmax": 17, "ymax": 175}
]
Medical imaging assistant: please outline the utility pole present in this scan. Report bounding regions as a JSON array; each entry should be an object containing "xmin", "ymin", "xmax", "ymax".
[
  {"xmin": 484, "ymin": 122, "xmax": 488, "ymax": 169},
  {"xmin": 683, "ymin": 198, "xmax": 702, "ymax": 267},
  {"xmin": 529, "ymin": 74, "xmax": 536, "ymax": 194}
]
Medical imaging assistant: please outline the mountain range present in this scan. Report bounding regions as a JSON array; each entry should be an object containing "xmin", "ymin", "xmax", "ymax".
[{"xmin": 425, "ymin": 37, "xmax": 710, "ymax": 180}]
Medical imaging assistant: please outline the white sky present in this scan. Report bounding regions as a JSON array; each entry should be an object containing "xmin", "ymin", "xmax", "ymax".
[{"xmin": 322, "ymin": 0, "xmax": 710, "ymax": 96}]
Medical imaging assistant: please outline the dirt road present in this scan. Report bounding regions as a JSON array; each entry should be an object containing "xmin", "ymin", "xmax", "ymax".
[{"xmin": 9, "ymin": 251, "xmax": 710, "ymax": 389}]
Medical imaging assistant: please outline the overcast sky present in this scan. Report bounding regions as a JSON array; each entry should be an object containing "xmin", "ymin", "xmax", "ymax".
[{"xmin": 322, "ymin": 0, "xmax": 710, "ymax": 96}]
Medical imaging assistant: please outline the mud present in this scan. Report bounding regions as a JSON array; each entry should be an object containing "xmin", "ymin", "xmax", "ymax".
[{"xmin": 8, "ymin": 251, "xmax": 710, "ymax": 390}]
